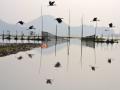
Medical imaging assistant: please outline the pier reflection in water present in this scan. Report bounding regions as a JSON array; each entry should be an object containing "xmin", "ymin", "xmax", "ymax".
[{"xmin": 0, "ymin": 38, "xmax": 120, "ymax": 90}]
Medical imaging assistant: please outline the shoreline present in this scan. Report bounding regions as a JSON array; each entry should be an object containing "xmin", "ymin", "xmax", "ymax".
[{"xmin": 0, "ymin": 43, "xmax": 40, "ymax": 57}]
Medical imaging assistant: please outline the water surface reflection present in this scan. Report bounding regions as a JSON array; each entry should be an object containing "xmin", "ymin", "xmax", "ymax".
[{"xmin": 0, "ymin": 39, "xmax": 120, "ymax": 90}]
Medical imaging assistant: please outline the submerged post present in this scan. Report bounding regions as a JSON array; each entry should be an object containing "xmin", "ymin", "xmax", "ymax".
[
  {"xmin": 55, "ymin": 24, "xmax": 58, "ymax": 56},
  {"xmin": 15, "ymin": 30, "xmax": 18, "ymax": 43},
  {"xmin": 2, "ymin": 30, "xmax": 4, "ymax": 43}
]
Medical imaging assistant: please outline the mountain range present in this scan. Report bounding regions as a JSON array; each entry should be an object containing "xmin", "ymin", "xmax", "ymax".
[{"xmin": 0, "ymin": 15, "xmax": 116, "ymax": 37}]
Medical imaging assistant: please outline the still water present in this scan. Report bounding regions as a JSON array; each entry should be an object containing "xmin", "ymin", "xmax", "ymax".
[{"xmin": 0, "ymin": 39, "xmax": 120, "ymax": 90}]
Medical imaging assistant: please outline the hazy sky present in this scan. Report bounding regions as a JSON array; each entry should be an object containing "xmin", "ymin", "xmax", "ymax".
[{"xmin": 0, "ymin": 0, "xmax": 119, "ymax": 32}]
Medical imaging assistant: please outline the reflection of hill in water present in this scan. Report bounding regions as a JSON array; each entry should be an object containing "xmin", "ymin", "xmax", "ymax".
[
  {"xmin": 36, "ymin": 39, "xmax": 95, "ymax": 56},
  {"xmin": 42, "ymin": 31, "xmax": 95, "ymax": 49},
  {"xmin": 81, "ymin": 40, "xmax": 95, "ymax": 48},
  {"xmin": 44, "ymin": 40, "xmax": 95, "ymax": 49},
  {"xmin": 42, "ymin": 31, "xmax": 68, "ymax": 47}
]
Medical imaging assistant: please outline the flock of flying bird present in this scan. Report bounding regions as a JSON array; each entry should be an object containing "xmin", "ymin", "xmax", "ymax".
[
  {"xmin": 90, "ymin": 58, "xmax": 113, "ymax": 71},
  {"xmin": 16, "ymin": 50, "xmax": 114, "ymax": 84},
  {"xmin": 17, "ymin": 17, "xmax": 63, "ymax": 35},
  {"xmin": 17, "ymin": 18, "xmax": 63, "ymax": 26},
  {"xmin": 16, "ymin": 1, "xmax": 65, "ymax": 37},
  {"xmin": 16, "ymin": 53, "xmax": 61, "ymax": 85},
  {"xmin": 15, "ymin": 1, "xmax": 116, "ymax": 85},
  {"xmin": 14, "ymin": 1, "xmax": 64, "ymax": 85}
]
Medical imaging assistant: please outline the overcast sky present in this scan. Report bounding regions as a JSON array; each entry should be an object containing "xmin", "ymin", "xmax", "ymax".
[{"xmin": 0, "ymin": 0, "xmax": 119, "ymax": 32}]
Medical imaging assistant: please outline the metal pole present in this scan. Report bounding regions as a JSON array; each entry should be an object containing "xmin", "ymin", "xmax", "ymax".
[
  {"xmin": 41, "ymin": 5, "xmax": 43, "ymax": 40},
  {"xmin": 95, "ymin": 21, "xmax": 98, "ymax": 38},
  {"xmin": 55, "ymin": 24, "xmax": 57, "ymax": 56},
  {"xmin": 81, "ymin": 15, "xmax": 84, "ymax": 39},
  {"xmin": 68, "ymin": 9, "xmax": 71, "ymax": 42}
]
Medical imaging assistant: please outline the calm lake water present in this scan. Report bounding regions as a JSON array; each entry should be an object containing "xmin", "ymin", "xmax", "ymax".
[{"xmin": 0, "ymin": 39, "xmax": 120, "ymax": 90}]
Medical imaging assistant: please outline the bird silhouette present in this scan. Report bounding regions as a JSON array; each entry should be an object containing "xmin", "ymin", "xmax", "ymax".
[
  {"xmin": 27, "ymin": 25, "xmax": 36, "ymax": 30},
  {"xmin": 46, "ymin": 79, "xmax": 53, "ymax": 84},
  {"xmin": 89, "ymin": 65, "xmax": 96, "ymax": 71},
  {"xmin": 17, "ymin": 21, "xmax": 24, "ymax": 25},
  {"xmin": 17, "ymin": 56, "xmax": 23, "ymax": 60},
  {"xmin": 27, "ymin": 54, "xmax": 34, "ymax": 58},
  {"xmin": 91, "ymin": 67, "xmax": 95, "ymax": 71},
  {"xmin": 108, "ymin": 58, "xmax": 112, "ymax": 64},
  {"xmin": 109, "ymin": 23, "xmax": 115, "ymax": 28},
  {"xmin": 54, "ymin": 62, "xmax": 61, "ymax": 68},
  {"xmin": 56, "ymin": 18, "xmax": 63, "ymax": 23},
  {"xmin": 49, "ymin": 1, "xmax": 56, "ymax": 6},
  {"xmin": 91, "ymin": 17, "xmax": 100, "ymax": 22}
]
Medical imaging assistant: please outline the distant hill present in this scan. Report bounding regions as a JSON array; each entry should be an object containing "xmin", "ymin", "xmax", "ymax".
[
  {"xmin": 0, "ymin": 19, "xmax": 29, "ymax": 35},
  {"xmin": 0, "ymin": 15, "xmax": 116, "ymax": 37}
]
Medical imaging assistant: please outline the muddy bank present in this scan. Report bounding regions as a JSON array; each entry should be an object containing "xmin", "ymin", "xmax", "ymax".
[{"xmin": 0, "ymin": 43, "xmax": 40, "ymax": 57}]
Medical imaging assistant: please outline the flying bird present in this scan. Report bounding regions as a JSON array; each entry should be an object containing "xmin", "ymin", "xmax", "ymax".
[
  {"xmin": 108, "ymin": 58, "xmax": 115, "ymax": 64},
  {"xmin": 27, "ymin": 54, "xmax": 34, "ymax": 58},
  {"xmin": 89, "ymin": 65, "xmax": 97, "ymax": 71},
  {"xmin": 46, "ymin": 79, "xmax": 53, "ymax": 84},
  {"xmin": 91, "ymin": 66, "xmax": 95, "ymax": 71},
  {"xmin": 56, "ymin": 18, "xmax": 63, "ymax": 23},
  {"xmin": 91, "ymin": 17, "xmax": 100, "ymax": 22},
  {"xmin": 108, "ymin": 58, "xmax": 112, "ymax": 64},
  {"xmin": 49, "ymin": 1, "xmax": 56, "ymax": 6},
  {"xmin": 109, "ymin": 23, "xmax": 115, "ymax": 28},
  {"xmin": 17, "ymin": 56, "xmax": 23, "ymax": 60},
  {"xmin": 54, "ymin": 62, "xmax": 61, "ymax": 68},
  {"xmin": 27, "ymin": 25, "xmax": 36, "ymax": 30},
  {"xmin": 17, "ymin": 21, "xmax": 25, "ymax": 25}
]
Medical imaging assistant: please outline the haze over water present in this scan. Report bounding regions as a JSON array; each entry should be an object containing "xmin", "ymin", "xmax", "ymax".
[
  {"xmin": 0, "ymin": 0, "xmax": 120, "ymax": 33},
  {"xmin": 0, "ymin": 0, "xmax": 120, "ymax": 89},
  {"xmin": 0, "ymin": 39, "xmax": 120, "ymax": 90}
]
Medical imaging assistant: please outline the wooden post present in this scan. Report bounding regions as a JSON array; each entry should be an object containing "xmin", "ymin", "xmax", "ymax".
[
  {"xmin": 15, "ymin": 30, "xmax": 18, "ymax": 43},
  {"xmin": 2, "ymin": 30, "xmax": 4, "ymax": 43}
]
